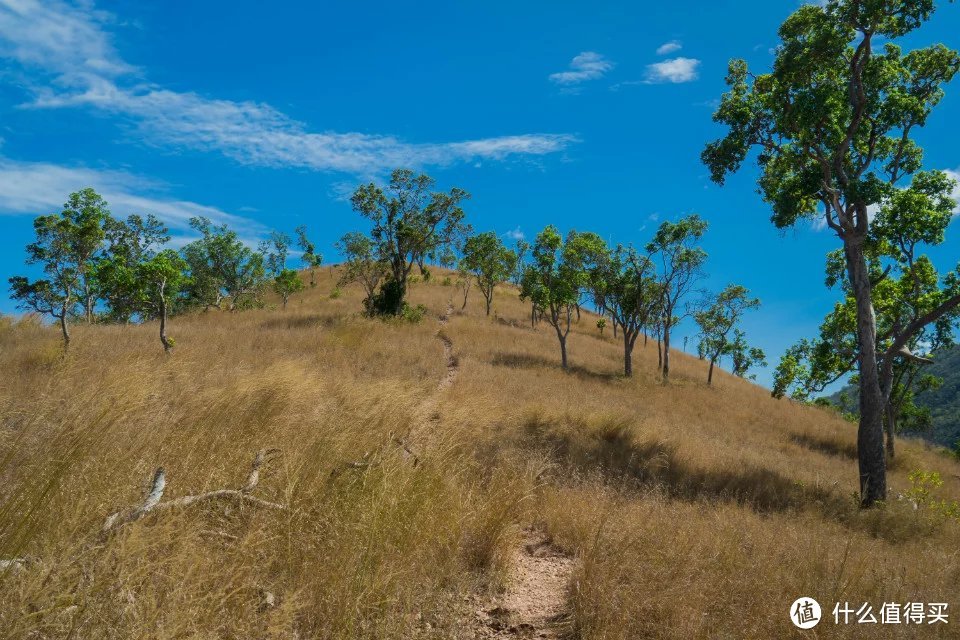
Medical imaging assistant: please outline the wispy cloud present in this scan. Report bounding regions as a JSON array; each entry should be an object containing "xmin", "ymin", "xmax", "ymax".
[
  {"xmin": 548, "ymin": 51, "xmax": 614, "ymax": 86},
  {"xmin": 0, "ymin": 0, "xmax": 576, "ymax": 176},
  {"xmin": 655, "ymin": 40, "xmax": 682, "ymax": 55},
  {"xmin": 644, "ymin": 57, "xmax": 701, "ymax": 84},
  {"xmin": 504, "ymin": 227, "xmax": 525, "ymax": 241},
  {"xmin": 0, "ymin": 156, "xmax": 263, "ymax": 237}
]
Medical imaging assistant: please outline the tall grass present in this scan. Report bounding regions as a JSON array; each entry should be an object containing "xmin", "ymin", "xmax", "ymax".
[{"xmin": 1, "ymin": 266, "xmax": 959, "ymax": 639}]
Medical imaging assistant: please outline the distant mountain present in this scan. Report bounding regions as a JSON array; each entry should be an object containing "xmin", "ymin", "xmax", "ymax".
[{"xmin": 829, "ymin": 344, "xmax": 960, "ymax": 449}]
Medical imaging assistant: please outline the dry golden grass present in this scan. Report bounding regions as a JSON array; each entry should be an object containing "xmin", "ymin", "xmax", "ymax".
[{"xmin": 1, "ymin": 266, "xmax": 959, "ymax": 639}]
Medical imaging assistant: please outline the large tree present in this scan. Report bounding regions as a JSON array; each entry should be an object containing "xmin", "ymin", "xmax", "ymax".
[
  {"xmin": 646, "ymin": 215, "xmax": 709, "ymax": 382},
  {"xmin": 181, "ymin": 217, "xmax": 266, "ymax": 311},
  {"xmin": 94, "ymin": 214, "xmax": 170, "ymax": 323},
  {"xmin": 520, "ymin": 226, "xmax": 604, "ymax": 369},
  {"xmin": 8, "ymin": 189, "xmax": 112, "ymax": 347},
  {"xmin": 702, "ymin": 0, "xmax": 959, "ymax": 506},
  {"xmin": 460, "ymin": 231, "xmax": 518, "ymax": 315},
  {"xmin": 336, "ymin": 232, "xmax": 388, "ymax": 315},
  {"xmin": 135, "ymin": 249, "xmax": 189, "ymax": 353},
  {"xmin": 694, "ymin": 285, "xmax": 762, "ymax": 385},
  {"xmin": 350, "ymin": 169, "xmax": 470, "ymax": 315},
  {"xmin": 589, "ymin": 245, "xmax": 661, "ymax": 377}
]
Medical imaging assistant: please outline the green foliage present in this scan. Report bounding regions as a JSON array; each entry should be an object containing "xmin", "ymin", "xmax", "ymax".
[
  {"xmin": 400, "ymin": 303, "xmax": 428, "ymax": 324},
  {"xmin": 295, "ymin": 225, "xmax": 323, "ymax": 287},
  {"xmin": 596, "ymin": 317, "xmax": 606, "ymax": 334},
  {"xmin": 337, "ymin": 232, "xmax": 388, "ymax": 315},
  {"xmin": 350, "ymin": 168, "xmax": 470, "ymax": 315},
  {"xmin": 520, "ymin": 226, "xmax": 606, "ymax": 368},
  {"xmin": 329, "ymin": 286, "xmax": 342, "ymax": 299},
  {"xmin": 260, "ymin": 231, "xmax": 291, "ymax": 277},
  {"xmin": 273, "ymin": 269, "xmax": 305, "ymax": 308},
  {"xmin": 460, "ymin": 231, "xmax": 517, "ymax": 315},
  {"xmin": 181, "ymin": 217, "xmax": 266, "ymax": 311},
  {"xmin": 93, "ymin": 214, "xmax": 170, "ymax": 322},
  {"xmin": 695, "ymin": 285, "xmax": 762, "ymax": 382},
  {"xmin": 904, "ymin": 469, "xmax": 960, "ymax": 520}
]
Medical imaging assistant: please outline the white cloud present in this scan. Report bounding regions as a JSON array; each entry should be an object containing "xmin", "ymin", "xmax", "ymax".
[
  {"xmin": 947, "ymin": 168, "xmax": 960, "ymax": 215},
  {"xmin": 504, "ymin": 227, "xmax": 525, "ymax": 241},
  {"xmin": 0, "ymin": 0, "xmax": 576, "ymax": 176},
  {"xmin": 0, "ymin": 156, "xmax": 263, "ymax": 236},
  {"xmin": 644, "ymin": 57, "xmax": 701, "ymax": 84},
  {"xmin": 656, "ymin": 41, "xmax": 682, "ymax": 55},
  {"xmin": 548, "ymin": 51, "xmax": 614, "ymax": 85}
]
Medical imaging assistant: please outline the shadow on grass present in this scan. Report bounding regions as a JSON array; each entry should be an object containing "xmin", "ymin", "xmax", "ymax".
[
  {"xmin": 518, "ymin": 411, "xmax": 836, "ymax": 514},
  {"xmin": 491, "ymin": 351, "xmax": 619, "ymax": 383},
  {"xmin": 259, "ymin": 314, "xmax": 343, "ymax": 331},
  {"xmin": 789, "ymin": 432, "xmax": 858, "ymax": 460}
]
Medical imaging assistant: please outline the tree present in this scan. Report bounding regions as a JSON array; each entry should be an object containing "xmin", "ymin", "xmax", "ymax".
[
  {"xmin": 94, "ymin": 214, "xmax": 170, "ymax": 323},
  {"xmin": 589, "ymin": 244, "xmax": 661, "ymax": 377},
  {"xmin": 512, "ymin": 238, "xmax": 530, "ymax": 286},
  {"xmin": 520, "ymin": 226, "xmax": 604, "ymax": 369},
  {"xmin": 273, "ymin": 269, "xmax": 305, "ymax": 309},
  {"xmin": 8, "ymin": 199, "xmax": 105, "ymax": 348},
  {"xmin": 350, "ymin": 169, "xmax": 470, "ymax": 315},
  {"xmin": 260, "ymin": 231, "xmax": 290, "ymax": 277},
  {"xmin": 135, "ymin": 249, "xmax": 189, "ymax": 352},
  {"xmin": 646, "ymin": 215, "xmax": 708, "ymax": 382},
  {"xmin": 295, "ymin": 225, "xmax": 323, "ymax": 287},
  {"xmin": 702, "ymin": 0, "xmax": 960, "ymax": 505},
  {"xmin": 59, "ymin": 189, "xmax": 110, "ymax": 323},
  {"xmin": 181, "ymin": 217, "xmax": 266, "ymax": 311},
  {"xmin": 728, "ymin": 329, "xmax": 767, "ymax": 380},
  {"xmin": 694, "ymin": 285, "xmax": 761, "ymax": 385},
  {"xmin": 336, "ymin": 232, "xmax": 387, "ymax": 315},
  {"xmin": 460, "ymin": 232, "xmax": 518, "ymax": 315}
]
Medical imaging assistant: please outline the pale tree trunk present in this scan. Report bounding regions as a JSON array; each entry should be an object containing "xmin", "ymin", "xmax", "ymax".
[
  {"xmin": 59, "ymin": 301, "xmax": 71, "ymax": 350},
  {"xmin": 845, "ymin": 239, "xmax": 887, "ymax": 507},
  {"xmin": 159, "ymin": 280, "xmax": 173, "ymax": 353}
]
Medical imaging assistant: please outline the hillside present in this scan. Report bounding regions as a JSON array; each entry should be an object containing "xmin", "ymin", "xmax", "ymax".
[
  {"xmin": 2, "ymin": 268, "xmax": 960, "ymax": 639},
  {"xmin": 830, "ymin": 344, "xmax": 960, "ymax": 450}
]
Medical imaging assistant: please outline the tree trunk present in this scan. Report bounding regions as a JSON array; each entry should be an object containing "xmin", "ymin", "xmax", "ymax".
[
  {"xmin": 662, "ymin": 327, "xmax": 672, "ymax": 381},
  {"xmin": 485, "ymin": 293, "xmax": 492, "ymax": 316},
  {"xmin": 612, "ymin": 317, "xmax": 618, "ymax": 339},
  {"xmin": 559, "ymin": 334, "xmax": 568, "ymax": 369},
  {"xmin": 310, "ymin": 268, "xmax": 316, "ymax": 287},
  {"xmin": 845, "ymin": 239, "xmax": 887, "ymax": 507},
  {"xmin": 885, "ymin": 402, "xmax": 896, "ymax": 460},
  {"xmin": 59, "ymin": 305, "xmax": 70, "ymax": 350},
  {"xmin": 657, "ymin": 338, "xmax": 662, "ymax": 370},
  {"xmin": 282, "ymin": 295, "xmax": 288, "ymax": 310},
  {"xmin": 159, "ymin": 282, "xmax": 172, "ymax": 353},
  {"xmin": 623, "ymin": 332, "xmax": 633, "ymax": 377}
]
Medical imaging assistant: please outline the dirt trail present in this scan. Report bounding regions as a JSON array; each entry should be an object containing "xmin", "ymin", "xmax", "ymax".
[
  {"xmin": 415, "ymin": 304, "xmax": 575, "ymax": 639},
  {"xmin": 473, "ymin": 530, "xmax": 575, "ymax": 639}
]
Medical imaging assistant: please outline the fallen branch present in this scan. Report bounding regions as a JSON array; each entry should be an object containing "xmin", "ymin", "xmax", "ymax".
[
  {"xmin": 329, "ymin": 451, "xmax": 379, "ymax": 479},
  {"xmin": 102, "ymin": 449, "xmax": 284, "ymax": 535}
]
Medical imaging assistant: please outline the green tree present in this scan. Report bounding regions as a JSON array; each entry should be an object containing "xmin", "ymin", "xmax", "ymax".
[
  {"xmin": 295, "ymin": 225, "xmax": 323, "ymax": 287},
  {"xmin": 336, "ymin": 232, "xmax": 388, "ymax": 314},
  {"xmin": 273, "ymin": 269, "xmax": 305, "ymax": 309},
  {"xmin": 7, "ymin": 189, "xmax": 112, "ymax": 347},
  {"xmin": 589, "ymin": 244, "xmax": 661, "ymax": 377},
  {"xmin": 729, "ymin": 329, "xmax": 767, "ymax": 380},
  {"xmin": 135, "ymin": 249, "xmax": 189, "ymax": 353},
  {"xmin": 701, "ymin": 0, "xmax": 960, "ymax": 505},
  {"xmin": 260, "ymin": 231, "xmax": 290, "ymax": 277},
  {"xmin": 520, "ymin": 226, "xmax": 605, "ymax": 369},
  {"xmin": 93, "ymin": 214, "xmax": 170, "ymax": 323},
  {"xmin": 694, "ymin": 285, "xmax": 762, "ymax": 385},
  {"xmin": 350, "ymin": 169, "xmax": 470, "ymax": 315},
  {"xmin": 181, "ymin": 217, "xmax": 266, "ymax": 311},
  {"xmin": 460, "ymin": 232, "xmax": 518, "ymax": 315},
  {"xmin": 60, "ymin": 189, "xmax": 110, "ymax": 323},
  {"xmin": 646, "ymin": 215, "xmax": 708, "ymax": 382}
]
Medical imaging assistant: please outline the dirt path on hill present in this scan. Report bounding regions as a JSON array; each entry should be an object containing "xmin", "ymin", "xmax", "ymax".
[
  {"xmin": 470, "ymin": 529, "xmax": 575, "ymax": 639},
  {"xmin": 412, "ymin": 305, "xmax": 575, "ymax": 639}
]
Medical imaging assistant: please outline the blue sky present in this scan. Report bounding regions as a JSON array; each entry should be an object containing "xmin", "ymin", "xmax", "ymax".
[{"xmin": 0, "ymin": 0, "xmax": 958, "ymax": 387}]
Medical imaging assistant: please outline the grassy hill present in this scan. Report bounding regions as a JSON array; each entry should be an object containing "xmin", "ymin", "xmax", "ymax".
[
  {"xmin": 829, "ymin": 344, "xmax": 960, "ymax": 450},
  {"xmin": 2, "ymin": 268, "xmax": 959, "ymax": 639}
]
